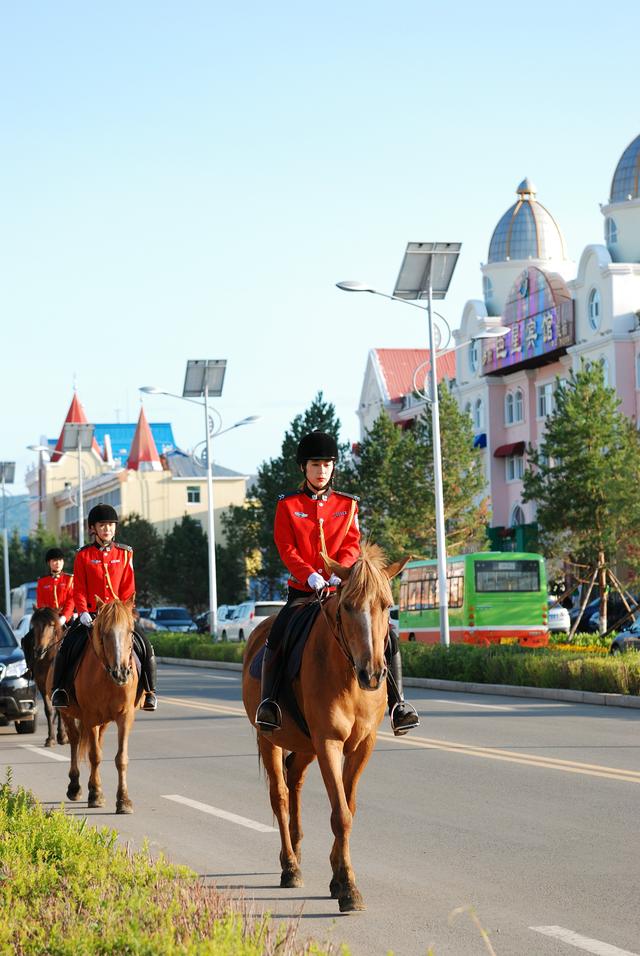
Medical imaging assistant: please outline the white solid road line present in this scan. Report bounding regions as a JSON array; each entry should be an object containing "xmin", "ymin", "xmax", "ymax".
[
  {"xmin": 19, "ymin": 744, "xmax": 69, "ymax": 762},
  {"xmin": 429, "ymin": 697, "xmax": 515, "ymax": 710},
  {"xmin": 531, "ymin": 925, "xmax": 639, "ymax": 955},
  {"xmin": 162, "ymin": 794, "xmax": 277, "ymax": 833}
]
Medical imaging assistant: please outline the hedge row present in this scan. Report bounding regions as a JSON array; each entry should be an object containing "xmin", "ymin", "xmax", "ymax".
[
  {"xmin": 151, "ymin": 633, "xmax": 640, "ymax": 697},
  {"xmin": 0, "ymin": 772, "xmax": 338, "ymax": 956}
]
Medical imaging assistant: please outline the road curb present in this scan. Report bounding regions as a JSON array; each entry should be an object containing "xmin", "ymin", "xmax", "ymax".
[{"xmin": 157, "ymin": 657, "xmax": 640, "ymax": 709}]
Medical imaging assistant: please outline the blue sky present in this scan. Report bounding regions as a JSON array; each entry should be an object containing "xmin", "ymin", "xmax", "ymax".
[{"xmin": 2, "ymin": 0, "xmax": 639, "ymax": 501}]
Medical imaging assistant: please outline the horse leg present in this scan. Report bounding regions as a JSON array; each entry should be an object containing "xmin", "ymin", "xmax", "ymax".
[
  {"xmin": 87, "ymin": 725, "xmax": 105, "ymax": 808},
  {"xmin": 64, "ymin": 717, "xmax": 82, "ymax": 801},
  {"xmin": 259, "ymin": 737, "xmax": 302, "ymax": 888},
  {"xmin": 115, "ymin": 711, "xmax": 134, "ymax": 814},
  {"xmin": 284, "ymin": 751, "xmax": 315, "ymax": 865},
  {"xmin": 316, "ymin": 739, "xmax": 365, "ymax": 913},
  {"xmin": 41, "ymin": 688, "xmax": 56, "ymax": 748},
  {"xmin": 330, "ymin": 735, "xmax": 377, "ymax": 900},
  {"xmin": 56, "ymin": 708, "xmax": 68, "ymax": 745}
]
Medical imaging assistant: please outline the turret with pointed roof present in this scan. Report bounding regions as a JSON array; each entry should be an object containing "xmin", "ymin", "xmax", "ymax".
[
  {"xmin": 127, "ymin": 406, "xmax": 163, "ymax": 471},
  {"xmin": 50, "ymin": 392, "xmax": 102, "ymax": 462}
]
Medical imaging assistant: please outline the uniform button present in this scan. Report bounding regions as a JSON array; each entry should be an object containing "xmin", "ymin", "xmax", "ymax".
[{"xmin": 319, "ymin": 502, "xmax": 324, "ymax": 507}]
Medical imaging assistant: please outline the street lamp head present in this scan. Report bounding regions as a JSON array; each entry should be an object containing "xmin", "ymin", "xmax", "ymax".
[
  {"xmin": 238, "ymin": 415, "xmax": 261, "ymax": 425},
  {"xmin": 27, "ymin": 444, "xmax": 52, "ymax": 455},
  {"xmin": 139, "ymin": 386, "xmax": 165, "ymax": 395},
  {"xmin": 335, "ymin": 280, "xmax": 377, "ymax": 293},
  {"xmin": 473, "ymin": 325, "xmax": 510, "ymax": 340}
]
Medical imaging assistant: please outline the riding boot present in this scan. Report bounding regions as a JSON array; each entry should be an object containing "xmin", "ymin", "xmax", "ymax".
[
  {"xmin": 51, "ymin": 629, "xmax": 76, "ymax": 708},
  {"xmin": 21, "ymin": 631, "xmax": 35, "ymax": 675},
  {"xmin": 134, "ymin": 630, "xmax": 157, "ymax": 712},
  {"xmin": 255, "ymin": 644, "xmax": 283, "ymax": 731},
  {"xmin": 386, "ymin": 645, "xmax": 420, "ymax": 736}
]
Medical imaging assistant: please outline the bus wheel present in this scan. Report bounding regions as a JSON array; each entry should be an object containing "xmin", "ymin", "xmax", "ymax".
[{"xmin": 408, "ymin": 633, "xmax": 416, "ymax": 642}]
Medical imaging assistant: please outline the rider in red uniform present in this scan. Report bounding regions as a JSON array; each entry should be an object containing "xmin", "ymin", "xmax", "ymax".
[
  {"xmin": 255, "ymin": 431, "xmax": 419, "ymax": 736},
  {"xmin": 51, "ymin": 504, "xmax": 157, "ymax": 712},
  {"xmin": 22, "ymin": 547, "xmax": 74, "ymax": 673}
]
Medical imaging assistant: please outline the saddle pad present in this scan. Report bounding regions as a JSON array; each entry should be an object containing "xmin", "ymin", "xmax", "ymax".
[{"xmin": 249, "ymin": 601, "xmax": 321, "ymax": 681}]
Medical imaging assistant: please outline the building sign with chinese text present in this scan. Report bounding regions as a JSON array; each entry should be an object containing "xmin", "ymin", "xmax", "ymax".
[{"xmin": 481, "ymin": 267, "xmax": 575, "ymax": 375}]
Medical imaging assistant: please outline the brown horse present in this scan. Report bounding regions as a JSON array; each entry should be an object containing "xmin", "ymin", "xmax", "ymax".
[
  {"xmin": 49, "ymin": 596, "xmax": 143, "ymax": 813},
  {"xmin": 30, "ymin": 608, "xmax": 68, "ymax": 748},
  {"xmin": 242, "ymin": 544, "xmax": 409, "ymax": 913}
]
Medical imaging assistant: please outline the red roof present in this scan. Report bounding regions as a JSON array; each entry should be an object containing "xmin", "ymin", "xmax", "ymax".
[
  {"xmin": 50, "ymin": 392, "xmax": 102, "ymax": 462},
  {"xmin": 127, "ymin": 406, "xmax": 162, "ymax": 471},
  {"xmin": 374, "ymin": 348, "xmax": 456, "ymax": 401}
]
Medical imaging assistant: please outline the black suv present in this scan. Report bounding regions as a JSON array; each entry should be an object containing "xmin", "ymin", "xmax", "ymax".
[{"xmin": 0, "ymin": 614, "xmax": 37, "ymax": 734}]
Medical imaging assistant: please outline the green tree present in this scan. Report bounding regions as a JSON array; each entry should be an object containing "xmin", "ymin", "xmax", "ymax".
[
  {"xmin": 342, "ymin": 386, "xmax": 488, "ymax": 559},
  {"xmin": 215, "ymin": 542, "xmax": 247, "ymax": 604},
  {"xmin": 522, "ymin": 363, "xmax": 640, "ymax": 624},
  {"xmin": 118, "ymin": 513, "xmax": 162, "ymax": 606},
  {"xmin": 158, "ymin": 515, "xmax": 209, "ymax": 613}
]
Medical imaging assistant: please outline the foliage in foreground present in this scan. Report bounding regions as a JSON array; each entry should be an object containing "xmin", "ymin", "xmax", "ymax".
[
  {"xmin": 0, "ymin": 774, "xmax": 340, "ymax": 956},
  {"xmin": 152, "ymin": 634, "xmax": 640, "ymax": 696}
]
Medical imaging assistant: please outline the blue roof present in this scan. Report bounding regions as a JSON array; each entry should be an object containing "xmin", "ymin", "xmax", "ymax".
[{"xmin": 92, "ymin": 422, "xmax": 176, "ymax": 460}]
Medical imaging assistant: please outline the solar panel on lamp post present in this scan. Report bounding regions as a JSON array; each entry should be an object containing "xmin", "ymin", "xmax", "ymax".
[
  {"xmin": 0, "ymin": 462, "xmax": 16, "ymax": 618},
  {"xmin": 62, "ymin": 423, "xmax": 96, "ymax": 548}
]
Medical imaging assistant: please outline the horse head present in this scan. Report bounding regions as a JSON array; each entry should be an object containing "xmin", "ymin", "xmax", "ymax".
[
  {"xmin": 30, "ymin": 607, "xmax": 62, "ymax": 662},
  {"xmin": 323, "ymin": 544, "xmax": 412, "ymax": 692},
  {"xmin": 94, "ymin": 596, "xmax": 136, "ymax": 686}
]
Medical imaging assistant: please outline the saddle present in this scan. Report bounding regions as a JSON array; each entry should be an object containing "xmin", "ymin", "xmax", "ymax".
[{"xmin": 250, "ymin": 598, "xmax": 322, "ymax": 737}]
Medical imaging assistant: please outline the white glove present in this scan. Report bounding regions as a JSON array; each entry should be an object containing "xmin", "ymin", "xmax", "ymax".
[
  {"xmin": 58, "ymin": 616, "xmax": 66, "ymax": 626},
  {"xmin": 307, "ymin": 572, "xmax": 328, "ymax": 590},
  {"xmin": 80, "ymin": 611, "xmax": 93, "ymax": 627},
  {"xmin": 328, "ymin": 574, "xmax": 342, "ymax": 587}
]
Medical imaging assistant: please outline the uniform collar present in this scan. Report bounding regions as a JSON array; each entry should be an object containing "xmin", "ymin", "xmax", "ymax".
[
  {"xmin": 93, "ymin": 541, "xmax": 113, "ymax": 553},
  {"xmin": 303, "ymin": 485, "xmax": 332, "ymax": 502}
]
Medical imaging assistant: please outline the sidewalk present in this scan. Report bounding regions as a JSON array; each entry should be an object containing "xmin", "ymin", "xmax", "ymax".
[{"xmin": 157, "ymin": 657, "xmax": 640, "ymax": 710}]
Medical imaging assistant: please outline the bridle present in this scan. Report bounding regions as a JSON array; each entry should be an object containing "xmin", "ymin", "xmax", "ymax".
[
  {"xmin": 91, "ymin": 616, "xmax": 135, "ymax": 684},
  {"xmin": 314, "ymin": 588, "xmax": 356, "ymax": 672}
]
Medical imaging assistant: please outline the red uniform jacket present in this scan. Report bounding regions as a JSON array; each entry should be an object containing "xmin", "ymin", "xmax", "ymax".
[
  {"xmin": 274, "ymin": 488, "xmax": 360, "ymax": 591},
  {"xmin": 72, "ymin": 542, "xmax": 135, "ymax": 614},
  {"xmin": 36, "ymin": 573, "xmax": 75, "ymax": 620}
]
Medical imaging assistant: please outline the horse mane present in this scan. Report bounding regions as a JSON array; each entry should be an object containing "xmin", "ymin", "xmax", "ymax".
[
  {"xmin": 96, "ymin": 599, "xmax": 134, "ymax": 632},
  {"xmin": 31, "ymin": 607, "xmax": 58, "ymax": 626},
  {"xmin": 340, "ymin": 542, "xmax": 393, "ymax": 609}
]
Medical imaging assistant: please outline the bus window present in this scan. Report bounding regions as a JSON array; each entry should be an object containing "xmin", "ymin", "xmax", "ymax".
[{"xmin": 475, "ymin": 560, "xmax": 540, "ymax": 593}]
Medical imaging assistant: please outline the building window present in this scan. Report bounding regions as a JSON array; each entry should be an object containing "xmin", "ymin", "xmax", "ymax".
[
  {"xmin": 588, "ymin": 288, "xmax": 601, "ymax": 331},
  {"xmin": 187, "ymin": 486, "xmax": 201, "ymax": 504},
  {"xmin": 506, "ymin": 454, "xmax": 524, "ymax": 482},
  {"xmin": 469, "ymin": 339, "xmax": 480, "ymax": 374},
  {"xmin": 465, "ymin": 401, "xmax": 472, "ymax": 419},
  {"xmin": 605, "ymin": 217, "xmax": 618, "ymax": 246},
  {"xmin": 473, "ymin": 398, "xmax": 484, "ymax": 430},
  {"xmin": 537, "ymin": 382, "xmax": 554, "ymax": 418},
  {"xmin": 636, "ymin": 354, "xmax": 640, "ymax": 389},
  {"xmin": 511, "ymin": 504, "xmax": 526, "ymax": 526},
  {"xmin": 482, "ymin": 275, "xmax": 493, "ymax": 310},
  {"xmin": 505, "ymin": 392, "xmax": 514, "ymax": 425},
  {"xmin": 600, "ymin": 356, "xmax": 609, "ymax": 386},
  {"xmin": 514, "ymin": 387, "xmax": 524, "ymax": 422}
]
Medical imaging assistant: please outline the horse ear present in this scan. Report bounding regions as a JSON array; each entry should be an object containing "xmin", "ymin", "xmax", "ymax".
[
  {"xmin": 95, "ymin": 596, "xmax": 105, "ymax": 609},
  {"xmin": 384, "ymin": 556, "xmax": 413, "ymax": 581},
  {"xmin": 322, "ymin": 555, "xmax": 353, "ymax": 581},
  {"xmin": 125, "ymin": 593, "xmax": 136, "ymax": 610}
]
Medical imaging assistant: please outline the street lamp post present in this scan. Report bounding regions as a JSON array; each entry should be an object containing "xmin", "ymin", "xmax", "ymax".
[
  {"xmin": 0, "ymin": 462, "xmax": 16, "ymax": 618},
  {"xmin": 62, "ymin": 423, "xmax": 96, "ymax": 548},
  {"xmin": 337, "ymin": 242, "xmax": 507, "ymax": 646},
  {"xmin": 140, "ymin": 364, "xmax": 260, "ymax": 638}
]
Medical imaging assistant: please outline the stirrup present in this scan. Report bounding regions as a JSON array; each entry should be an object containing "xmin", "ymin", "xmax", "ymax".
[
  {"xmin": 143, "ymin": 692, "xmax": 157, "ymax": 712},
  {"xmin": 390, "ymin": 701, "xmax": 420, "ymax": 737},
  {"xmin": 51, "ymin": 688, "xmax": 70, "ymax": 708},
  {"xmin": 255, "ymin": 698, "xmax": 282, "ymax": 731}
]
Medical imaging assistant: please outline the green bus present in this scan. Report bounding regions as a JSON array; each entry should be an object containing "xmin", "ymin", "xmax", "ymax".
[{"xmin": 398, "ymin": 552, "xmax": 548, "ymax": 647}]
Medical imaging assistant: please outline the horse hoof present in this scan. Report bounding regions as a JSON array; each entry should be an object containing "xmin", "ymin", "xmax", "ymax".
[
  {"xmin": 88, "ymin": 791, "xmax": 105, "ymax": 809},
  {"xmin": 329, "ymin": 878, "xmax": 341, "ymax": 899},
  {"xmin": 339, "ymin": 890, "xmax": 366, "ymax": 913},
  {"xmin": 66, "ymin": 786, "xmax": 82, "ymax": 802},
  {"xmin": 44, "ymin": 739, "xmax": 54, "ymax": 748},
  {"xmin": 280, "ymin": 867, "xmax": 303, "ymax": 888},
  {"xmin": 116, "ymin": 800, "xmax": 133, "ymax": 815}
]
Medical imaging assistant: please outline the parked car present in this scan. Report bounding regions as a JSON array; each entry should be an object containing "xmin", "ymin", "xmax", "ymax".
[
  {"xmin": 221, "ymin": 600, "xmax": 286, "ymax": 642},
  {"xmin": 547, "ymin": 598, "xmax": 570, "ymax": 635},
  {"xmin": 148, "ymin": 606, "xmax": 194, "ymax": 632},
  {"xmin": 568, "ymin": 593, "xmax": 638, "ymax": 633},
  {"xmin": 0, "ymin": 612, "xmax": 38, "ymax": 734},
  {"xmin": 610, "ymin": 619, "xmax": 640, "ymax": 654},
  {"xmin": 13, "ymin": 614, "xmax": 32, "ymax": 641},
  {"xmin": 192, "ymin": 605, "xmax": 237, "ymax": 635}
]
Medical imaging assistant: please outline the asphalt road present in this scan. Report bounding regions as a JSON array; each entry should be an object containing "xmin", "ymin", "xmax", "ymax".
[{"xmin": 2, "ymin": 663, "xmax": 640, "ymax": 956}]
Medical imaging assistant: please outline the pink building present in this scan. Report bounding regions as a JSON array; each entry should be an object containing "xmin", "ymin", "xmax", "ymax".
[{"xmin": 358, "ymin": 134, "xmax": 640, "ymax": 548}]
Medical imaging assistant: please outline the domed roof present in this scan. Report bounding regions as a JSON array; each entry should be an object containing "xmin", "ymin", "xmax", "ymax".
[
  {"xmin": 610, "ymin": 133, "xmax": 640, "ymax": 202},
  {"xmin": 488, "ymin": 180, "xmax": 567, "ymax": 263}
]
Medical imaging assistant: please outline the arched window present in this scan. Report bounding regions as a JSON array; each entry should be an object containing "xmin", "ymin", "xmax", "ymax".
[
  {"xmin": 514, "ymin": 387, "xmax": 524, "ymax": 422},
  {"xmin": 469, "ymin": 339, "xmax": 479, "ymax": 374},
  {"xmin": 505, "ymin": 392, "xmax": 514, "ymax": 425},
  {"xmin": 482, "ymin": 275, "xmax": 493, "ymax": 310},
  {"xmin": 511, "ymin": 504, "xmax": 526, "ymax": 527},
  {"xmin": 605, "ymin": 217, "xmax": 618, "ymax": 246},
  {"xmin": 474, "ymin": 398, "xmax": 483, "ymax": 430},
  {"xmin": 588, "ymin": 288, "xmax": 601, "ymax": 331},
  {"xmin": 465, "ymin": 401, "xmax": 472, "ymax": 419},
  {"xmin": 600, "ymin": 356, "xmax": 609, "ymax": 386}
]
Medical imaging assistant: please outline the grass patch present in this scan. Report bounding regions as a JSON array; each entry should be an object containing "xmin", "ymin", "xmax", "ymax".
[{"xmin": 0, "ymin": 772, "xmax": 341, "ymax": 955}]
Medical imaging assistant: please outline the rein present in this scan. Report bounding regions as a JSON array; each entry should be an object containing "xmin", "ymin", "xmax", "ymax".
[
  {"xmin": 315, "ymin": 590, "xmax": 356, "ymax": 671},
  {"xmin": 91, "ymin": 619, "xmax": 134, "ymax": 681}
]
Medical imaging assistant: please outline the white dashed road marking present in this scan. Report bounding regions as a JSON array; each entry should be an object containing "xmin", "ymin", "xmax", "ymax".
[
  {"xmin": 162, "ymin": 794, "xmax": 277, "ymax": 832},
  {"xmin": 19, "ymin": 744, "xmax": 69, "ymax": 762},
  {"xmin": 429, "ymin": 697, "xmax": 515, "ymax": 710},
  {"xmin": 531, "ymin": 925, "xmax": 639, "ymax": 955}
]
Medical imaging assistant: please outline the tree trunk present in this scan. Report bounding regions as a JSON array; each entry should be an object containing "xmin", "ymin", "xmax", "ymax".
[{"xmin": 598, "ymin": 551, "xmax": 608, "ymax": 635}]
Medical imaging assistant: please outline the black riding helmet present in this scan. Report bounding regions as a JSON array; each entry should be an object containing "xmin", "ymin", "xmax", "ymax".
[
  {"xmin": 87, "ymin": 503, "xmax": 119, "ymax": 527},
  {"xmin": 45, "ymin": 547, "xmax": 64, "ymax": 563},
  {"xmin": 296, "ymin": 431, "xmax": 338, "ymax": 465}
]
